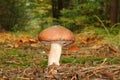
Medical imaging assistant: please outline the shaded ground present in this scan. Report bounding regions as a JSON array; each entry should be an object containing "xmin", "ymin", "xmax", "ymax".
[{"xmin": 0, "ymin": 32, "xmax": 120, "ymax": 79}]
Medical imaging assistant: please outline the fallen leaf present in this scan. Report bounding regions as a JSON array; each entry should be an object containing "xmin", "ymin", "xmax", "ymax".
[{"xmin": 67, "ymin": 45, "xmax": 79, "ymax": 51}]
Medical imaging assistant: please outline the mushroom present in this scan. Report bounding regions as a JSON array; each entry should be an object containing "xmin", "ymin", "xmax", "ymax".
[{"xmin": 38, "ymin": 25, "xmax": 75, "ymax": 66}]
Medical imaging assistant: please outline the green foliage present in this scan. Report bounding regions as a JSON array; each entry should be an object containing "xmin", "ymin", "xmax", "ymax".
[
  {"xmin": 0, "ymin": 0, "xmax": 119, "ymax": 36},
  {"xmin": 0, "ymin": 0, "xmax": 30, "ymax": 31},
  {"xmin": 82, "ymin": 23, "xmax": 120, "ymax": 46},
  {"xmin": 59, "ymin": 0, "xmax": 109, "ymax": 32},
  {"xmin": 94, "ymin": 15, "xmax": 120, "ymax": 46},
  {"xmin": 108, "ymin": 24, "xmax": 120, "ymax": 46},
  {"xmin": 26, "ymin": 0, "xmax": 53, "ymax": 31},
  {"xmin": 0, "ymin": 0, "xmax": 54, "ymax": 31}
]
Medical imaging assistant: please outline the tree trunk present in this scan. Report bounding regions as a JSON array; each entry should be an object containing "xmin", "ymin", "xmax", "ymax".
[
  {"xmin": 52, "ymin": 0, "xmax": 63, "ymax": 19},
  {"xmin": 57, "ymin": 0, "xmax": 63, "ymax": 17},
  {"xmin": 52, "ymin": 0, "xmax": 58, "ymax": 18},
  {"xmin": 110, "ymin": 0, "xmax": 119, "ymax": 24}
]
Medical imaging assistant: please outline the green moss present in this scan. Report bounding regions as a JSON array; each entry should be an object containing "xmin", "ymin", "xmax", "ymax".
[
  {"xmin": 0, "ymin": 49, "xmax": 47, "ymax": 69},
  {"xmin": 0, "ymin": 48, "xmax": 120, "ymax": 69},
  {"xmin": 61, "ymin": 57, "xmax": 120, "ymax": 65}
]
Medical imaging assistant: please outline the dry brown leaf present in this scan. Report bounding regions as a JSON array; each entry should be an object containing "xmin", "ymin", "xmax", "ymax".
[
  {"xmin": 100, "ymin": 72, "xmax": 115, "ymax": 80},
  {"xmin": 29, "ymin": 38, "xmax": 38, "ymax": 44},
  {"xmin": 109, "ymin": 46, "xmax": 117, "ymax": 53},
  {"xmin": 64, "ymin": 45, "xmax": 80, "ymax": 55},
  {"xmin": 68, "ymin": 45, "xmax": 79, "ymax": 51},
  {"xmin": 14, "ymin": 39, "xmax": 22, "ymax": 48},
  {"xmin": 19, "ymin": 35, "xmax": 32, "ymax": 43}
]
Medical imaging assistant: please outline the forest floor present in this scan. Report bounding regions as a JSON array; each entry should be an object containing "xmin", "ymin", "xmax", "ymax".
[{"xmin": 0, "ymin": 31, "xmax": 120, "ymax": 80}]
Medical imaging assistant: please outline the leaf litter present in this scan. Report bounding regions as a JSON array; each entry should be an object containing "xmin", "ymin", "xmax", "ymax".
[
  {"xmin": 0, "ymin": 64, "xmax": 120, "ymax": 80},
  {"xmin": 0, "ymin": 32, "xmax": 120, "ymax": 79}
]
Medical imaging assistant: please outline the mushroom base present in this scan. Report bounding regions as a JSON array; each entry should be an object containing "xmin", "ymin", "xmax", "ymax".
[{"xmin": 48, "ymin": 43, "xmax": 62, "ymax": 66}]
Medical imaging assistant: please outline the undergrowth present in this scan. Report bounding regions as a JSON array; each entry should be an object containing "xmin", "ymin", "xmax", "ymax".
[{"xmin": 82, "ymin": 16, "xmax": 120, "ymax": 47}]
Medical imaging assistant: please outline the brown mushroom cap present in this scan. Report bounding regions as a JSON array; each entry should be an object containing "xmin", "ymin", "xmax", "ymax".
[{"xmin": 38, "ymin": 25, "xmax": 75, "ymax": 46}]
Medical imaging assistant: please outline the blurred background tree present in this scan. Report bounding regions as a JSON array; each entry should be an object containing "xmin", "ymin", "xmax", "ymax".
[
  {"xmin": 0, "ymin": 0, "xmax": 52, "ymax": 31},
  {"xmin": 0, "ymin": 0, "xmax": 30, "ymax": 31},
  {"xmin": 110, "ymin": 0, "xmax": 119, "ymax": 24},
  {"xmin": 0, "ymin": 0, "xmax": 119, "ymax": 32}
]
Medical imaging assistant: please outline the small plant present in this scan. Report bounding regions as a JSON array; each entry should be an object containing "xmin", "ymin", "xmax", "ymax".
[{"xmin": 93, "ymin": 15, "xmax": 120, "ymax": 46}]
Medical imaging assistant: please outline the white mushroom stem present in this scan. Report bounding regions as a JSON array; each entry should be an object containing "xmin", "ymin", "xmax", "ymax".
[{"xmin": 48, "ymin": 43, "xmax": 62, "ymax": 66}]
